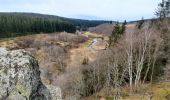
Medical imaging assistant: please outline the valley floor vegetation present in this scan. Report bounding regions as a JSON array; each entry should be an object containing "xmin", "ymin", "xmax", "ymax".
[{"xmin": 1, "ymin": 18, "xmax": 170, "ymax": 100}]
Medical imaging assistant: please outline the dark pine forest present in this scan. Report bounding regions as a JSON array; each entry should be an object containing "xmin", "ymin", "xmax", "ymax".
[{"xmin": 0, "ymin": 12, "xmax": 109, "ymax": 38}]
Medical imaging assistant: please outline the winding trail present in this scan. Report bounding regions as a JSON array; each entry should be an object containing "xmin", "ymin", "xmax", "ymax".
[
  {"xmin": 67, "ymin": 33, "xmax": 108, "ymax": 69},
  {"xmin": 88, "ymin": 38, "xmax": 98, "ymax": 48}
]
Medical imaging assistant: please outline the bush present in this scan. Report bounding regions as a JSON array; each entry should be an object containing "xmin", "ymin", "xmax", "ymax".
[{"xmin": 82, "ymin": 57, "xmax": 89, "ymax": 65}]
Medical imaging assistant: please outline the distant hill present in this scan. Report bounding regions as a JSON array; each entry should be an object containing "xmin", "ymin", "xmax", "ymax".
[
  {"xmin": 88, "ymin": 19, "xmax": 154, "ymax": 36},
  {"xmin": 0, "ymin": 12, "xmax": 110, "ymax": 29},
  {"xmin": 88, "ymin": 23, "xmax": 114, "ymax": 35},
  {"xmin": 0, "ymin": 12, "xmax": 110, "ymax": 38}
]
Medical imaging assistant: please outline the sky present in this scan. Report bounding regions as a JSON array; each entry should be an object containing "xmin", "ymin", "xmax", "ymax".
[{"xmin": 0, "ymin": 0, "xmax": 161, "ymax": 21}]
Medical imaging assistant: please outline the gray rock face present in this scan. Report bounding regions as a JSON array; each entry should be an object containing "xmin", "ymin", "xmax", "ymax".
[{"xmin": 0, "ymin": 48, "xmax": 61, "ymax": 100}]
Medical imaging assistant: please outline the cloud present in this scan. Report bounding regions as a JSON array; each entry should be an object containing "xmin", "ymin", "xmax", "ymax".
[{"xmin": 0, "ymin": 0, "xmax": 160, "ymax": 21}]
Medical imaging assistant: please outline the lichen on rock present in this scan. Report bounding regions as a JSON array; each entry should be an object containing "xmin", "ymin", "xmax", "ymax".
[{"xmin": 0, "ymin": 48, "xmax": 61, "ymax": 100}]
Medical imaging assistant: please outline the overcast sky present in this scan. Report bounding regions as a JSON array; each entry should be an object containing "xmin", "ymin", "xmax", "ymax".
[{"xmin": 0, "ymin": 0, "xmax": 160, "ymax": 21}]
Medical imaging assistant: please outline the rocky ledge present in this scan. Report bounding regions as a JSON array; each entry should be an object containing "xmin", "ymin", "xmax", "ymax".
[{"xmin": 0, "ymin": 48, "xmax": 61, "ymax": 100}]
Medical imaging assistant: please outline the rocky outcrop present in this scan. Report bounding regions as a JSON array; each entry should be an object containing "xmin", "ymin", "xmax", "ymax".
[{"xmin": 0, "ymin": 48, "xmax": 61, "ymax": 100}]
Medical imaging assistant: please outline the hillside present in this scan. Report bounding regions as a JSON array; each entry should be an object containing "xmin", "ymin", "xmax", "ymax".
[
  {"xmin": 88, "ymin": 23, "xmax": 114, "ymax": 35},
  {"xmin": 0, "ymin": 30, "xmax": 109, "ymax": 99},
  {"xmin": 0, "ymin": 12, "xmax": 110, "ymax": 38},
  {"xmin": 1, "ymin": 19, "xmax": 170, "ymax": 100},
  {"xmin": 3, "ymin": 12, "xmax": 110, "ymax": 27}
]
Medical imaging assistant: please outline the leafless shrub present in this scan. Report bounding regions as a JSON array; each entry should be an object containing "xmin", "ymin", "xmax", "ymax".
[
  {"xmin": 49, "ymin": 32, "xmax": 87, "ymax": 44},
  {"xmin": 16, "ymin": 36, "xmax": 35, "ymax": 48}
]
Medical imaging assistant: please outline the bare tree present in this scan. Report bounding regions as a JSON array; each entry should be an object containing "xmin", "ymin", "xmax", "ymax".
[{"xmin": 113, "ymin": 22, "xmax": 163, "ymax": 91}]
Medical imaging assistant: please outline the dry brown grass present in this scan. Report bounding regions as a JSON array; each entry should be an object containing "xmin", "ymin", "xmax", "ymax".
[
  {"xmin": 82, "ymin": 82, "xmax": 170, "ymax": 100},
  {"xmin": 88, "ymin": 23, "xmax": 114, "ymax": 36},
  {"xmin": 0, "ymin": 32, "xmax": 88, "ymax": 85}
]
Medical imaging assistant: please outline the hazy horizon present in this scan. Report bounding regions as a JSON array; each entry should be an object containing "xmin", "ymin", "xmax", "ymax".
[{"xmin": 0, "ymin": 0, "xmax": 160, "ymax": 21}]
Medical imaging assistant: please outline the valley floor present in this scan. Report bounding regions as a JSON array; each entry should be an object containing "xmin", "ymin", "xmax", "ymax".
[
  {"xmin": 67, "ymin": 32, "xmax": 108, "ymax": 69},
  {"xmin": 1, "ymin": 29, "xmax": 170, "ymax": 100}
]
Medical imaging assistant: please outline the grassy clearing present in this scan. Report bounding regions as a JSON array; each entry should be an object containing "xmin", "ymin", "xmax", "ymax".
[
  {"xmin": 121, "ymin": 82, "xmax": 170, "ymax": 100},
  {"xmin": 82, "ymin": 82, "xmax": 170, "ymax": 100},
  {"xmin": 84, "ymin": 32, "xmax": 103, "ymax": 38},
  {"xmin": 150, "ymin": 82, "xmax": 170, "ymax": 100}
]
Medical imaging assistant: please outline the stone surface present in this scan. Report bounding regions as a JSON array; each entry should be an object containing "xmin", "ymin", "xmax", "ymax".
[
  {"xmin": 0, "ymin": 48, "xmax": 61, "ymax": 100},
  {"xmin": 46, "ymin": 85, "xmax": 62, "ymax": 100}
]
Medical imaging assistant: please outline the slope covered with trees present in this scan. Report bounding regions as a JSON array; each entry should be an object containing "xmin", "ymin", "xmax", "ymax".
[
  {"xmin": 10, "ymin": 13, "xmax": 109, "ymax": 27},
  {"xmin": 0, "ymin": 12, "xmax": 109, "ymax": 38}
]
